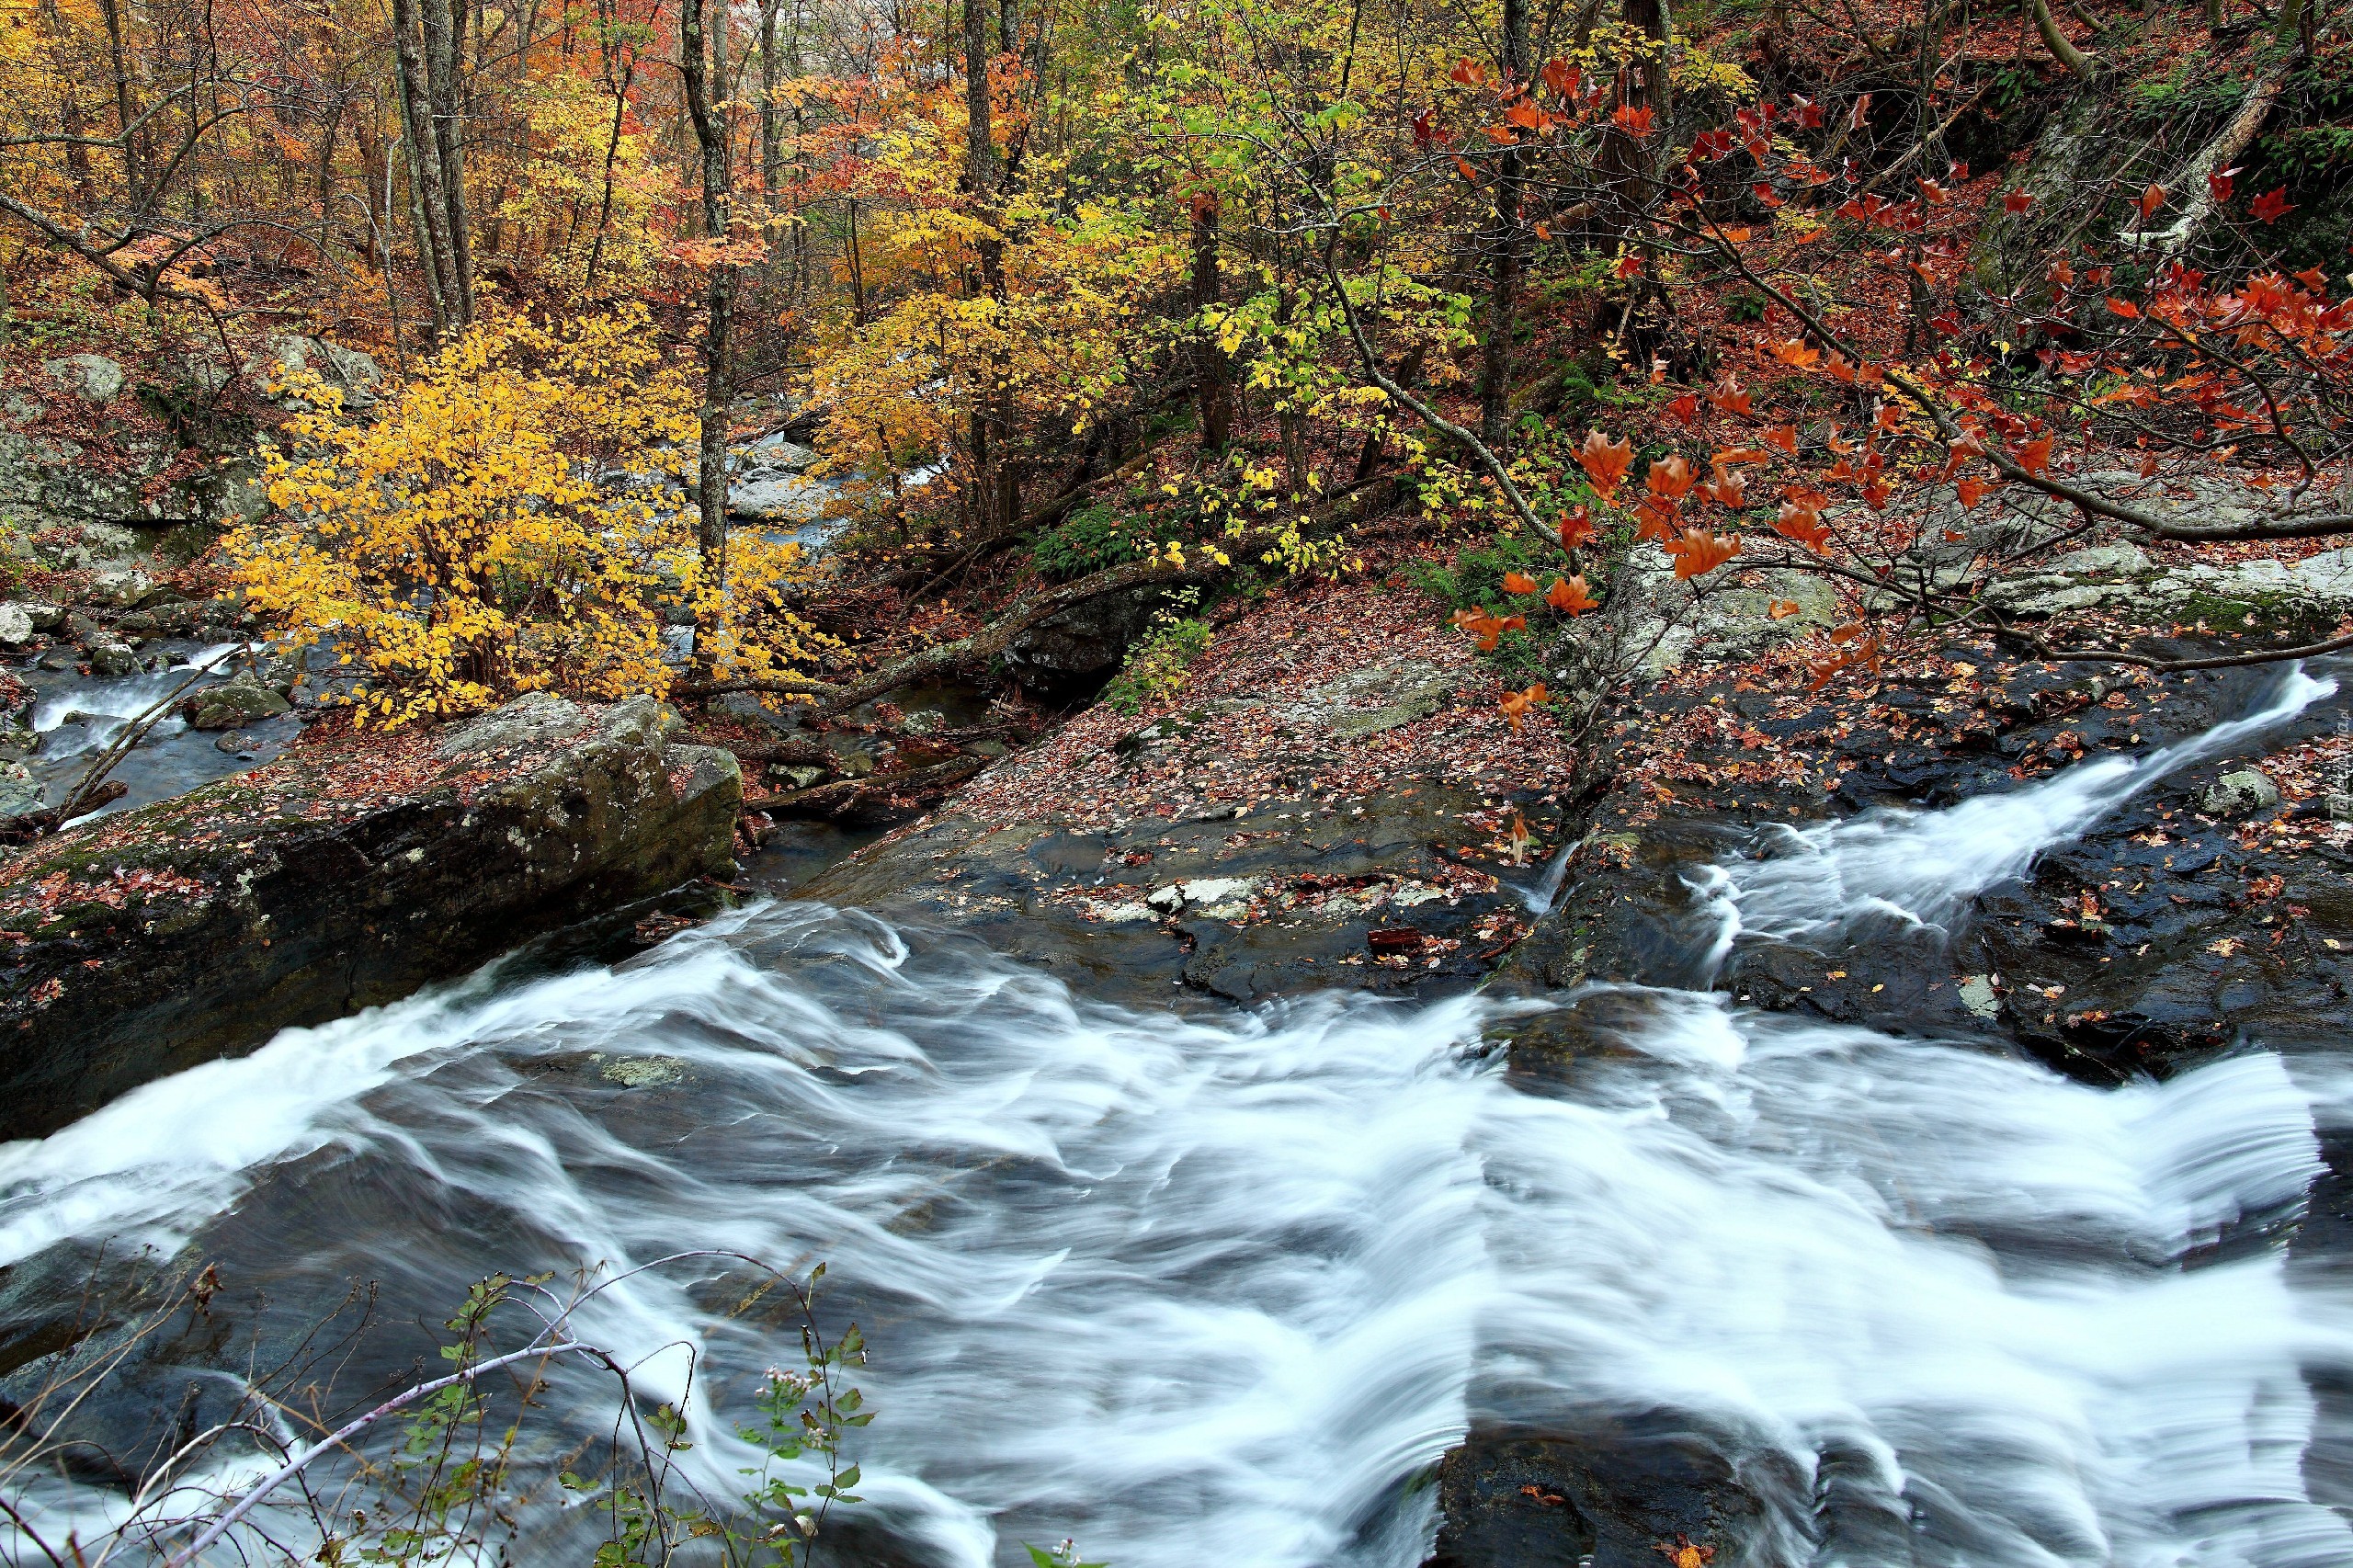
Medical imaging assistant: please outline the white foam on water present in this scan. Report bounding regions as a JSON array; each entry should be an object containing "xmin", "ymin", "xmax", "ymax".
[{"xmin": 4, "ymin": 901, "xmax": 2347, "ymax": 1568}]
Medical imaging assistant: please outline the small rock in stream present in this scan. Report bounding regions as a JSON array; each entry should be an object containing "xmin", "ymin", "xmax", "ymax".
[
  {"xmin": 2197, "ymin": 768, "xmax": 2281, "ymax": 817},
  {"xmin": 186, "ymin": 676, "xmax": 291, "ymax": 729}
]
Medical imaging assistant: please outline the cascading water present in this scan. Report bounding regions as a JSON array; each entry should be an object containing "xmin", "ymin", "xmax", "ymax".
[
  {"xmin": 4, "ymin": 675, "xmax": 2349, "ymax": 1568},
  {"xmin": 1722, "ymin": 667, "xmax": 2336, "ymax": 942}
]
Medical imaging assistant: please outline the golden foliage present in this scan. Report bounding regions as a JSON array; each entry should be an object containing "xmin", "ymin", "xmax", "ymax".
[{"xmin": 233, "ymin": 306, "xmax": 827, "ymax": 726}]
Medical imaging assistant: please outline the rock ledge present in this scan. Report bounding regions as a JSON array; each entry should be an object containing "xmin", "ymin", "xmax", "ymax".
[{"xmin": 0, "ymin": 693, "xmax": 739, "ymax": 1140}]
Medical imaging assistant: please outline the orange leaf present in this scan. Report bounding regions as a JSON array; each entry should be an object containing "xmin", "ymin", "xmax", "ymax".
[
  {"xmin": 1770, "ymin": 338, "xmax": 1823, "ymax": 370},
  {"xmin": 1633, "ymin": 494, "xmax": 1681, "ymax": 541},
  {"xmin": 1647, "ymin": 455, "xmax": 1695, "ymax": 498},
  {"xmin": 1502, "ymin": 571, "xmax": 1540, "ymax": 594},
  {"xmin": 1762, "ymin": 424, "xmax": 1798, "ymax": 455},
  {"xmin": 1557, "ymin": 506, "xmax": 1597, "ymax": 549},
  {"xmin": 1499, "ymin": 682, "xmax": 1550, "ymax": 732},
  {"xmin": 2106, "ymin": 296, "xmax": 2141, "ymax": 319},
  {"xmin": 1768, "ymin": 598, "xmax": 1802, "ymax": 619},
  {"xmin": 1956, "ymin": 475, "xmax": 1995, "ymax": 509},
  {"xmin": 1827, "ymin": 620, "xmax": 1862, "ymax": 644},
  {"xmin": 1698, "ymin": 468, "xmax": 1748, "ymax": 509},
  {"xmin": 1576, "ymin": 430, "xmax": 1634, "ymax": 499},
  {"xmin": 1665, "ymin": 527, "xmax": 1741, "ymax": 579},
  {"xmin": 2017, "ymin": 437, "xmax": 2052, "ymax": 477},
  {"xmin": 1546, "ymin": 574, "xmax": 1598, "ymax": 615},
  {"xmin": 2136, "ymin": 183, "xmax": 2166, "ymax": 222},
  {"xmin": 1772, "ymin": 501, "xmax": 1831, "ymax": 551}
]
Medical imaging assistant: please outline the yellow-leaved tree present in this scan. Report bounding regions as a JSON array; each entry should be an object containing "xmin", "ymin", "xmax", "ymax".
[{"xmin": 233, "ymin": 305, "xmax": 829, "ymax": 726}]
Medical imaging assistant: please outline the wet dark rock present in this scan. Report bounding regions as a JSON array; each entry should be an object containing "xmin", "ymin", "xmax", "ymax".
[
  {"xmin": 0, "ymin": 693, "xmax": 740, "ymax": 1140},
  {"xmin": 115, "ymin": 599, "xmax": 231, "ymax": 638},
  {"xmin": 1431, "ymin": 1417, "xmax": 1808, "ymax": 1568},
  {"xmin": 802, "ymin": 787, "xmax": 1526, "ymax": 1008},
  {"xmin": 1001, "ymin": 585, "xmax": 1167, "ymax": 697}
]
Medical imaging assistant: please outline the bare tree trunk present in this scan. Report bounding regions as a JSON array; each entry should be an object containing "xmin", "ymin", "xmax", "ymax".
[
  {"xmin": 1623, "ymin": 0, "xmax": 1672, "ymax": 121},
  {"xmin": 2029, "ymin": 0, "xmax": 2097, "ymax": 80},
  {"xmin": 94, "ymin": 0, "xmax": 143, "ymax": 206},
  {"xmin": 681, "ymin": 0, "xmax": 735, "ymax": 604},
  {"xmin": 582, "ymin": 52, "xmax": 634, "ymax": 291},
  {"xmin": 421, "ymin": 0, "xmax": 475, "ymax": 320},
  {"xmin": 963, "ymin": 0, "xmax": 1013, "ymax": 531},
  {"xmin": 390, "ymin": 0, "xmax": 458, "ymax": 331},
  {"xmin": 1190, "ymin": 192, "xmax": 1231, "ymax": 454},
  {"xmin": 758, "ymin": 0, "xmax": 784, "ymax": 198},
  {"xmin": 1478, "ymin": 0, "xmax": 1529, "ymax": 449}
]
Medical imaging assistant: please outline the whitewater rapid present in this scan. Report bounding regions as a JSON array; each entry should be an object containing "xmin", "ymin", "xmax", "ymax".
[{"xmin": 3, "ymin": 670, "xmax": 2348, "ymax": 1568}]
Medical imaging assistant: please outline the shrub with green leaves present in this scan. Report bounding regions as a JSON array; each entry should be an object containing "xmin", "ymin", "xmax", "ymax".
[
  {"xmin": 1032, "ymin": 503, "xmax": 1168, "ymax": 581},
  {"xmin": 1103, "ymin": 614, "xmax": 1213, "ymax": 714}
]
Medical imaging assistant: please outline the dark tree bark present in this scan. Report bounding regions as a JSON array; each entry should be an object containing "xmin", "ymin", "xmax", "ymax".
[
  {"xmin": 1190, "ymin": 191, "xmax": 1231, "ymax": 454},
  {"xmin": 962, "ymin": 0, "xmax": 1015, "ymax": 532},
  {"xmin": 390, "ymin": 0, "xmax": 460, "ymax": 329},
  {"xmin": 1477, "ymin": 0, "xmax": 1530, "ymax": 449},
  {"xmin": 681, "ymin": 0, "xmax": 735, "ymax": 601},
  {"xmin": 419, "ymin": 0, "xmax": 475, "ymax": 320}
]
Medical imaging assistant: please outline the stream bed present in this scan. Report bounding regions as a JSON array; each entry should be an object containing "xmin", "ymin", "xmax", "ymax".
[{"xmin": 3, "ymin": 680, "xmax": 2351, "ymax": 1567}]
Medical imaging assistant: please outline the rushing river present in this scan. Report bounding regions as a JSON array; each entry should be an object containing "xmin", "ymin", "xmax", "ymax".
[{"xmin": 3, "ymin": 675, "xmax": 2350, "ymax": 1567}]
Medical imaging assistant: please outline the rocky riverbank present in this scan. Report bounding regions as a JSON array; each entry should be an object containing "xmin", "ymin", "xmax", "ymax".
[{"xmin": 0, "ymin": 693, "xmax": 738, "ymax": 1140}]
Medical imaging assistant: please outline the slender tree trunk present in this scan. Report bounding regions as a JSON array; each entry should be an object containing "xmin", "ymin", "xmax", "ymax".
[
  {"xmin": 1623, "ymin": 0, "xmax": 1673, "ymax": 122},
  {"xmin": 422, "ymin": 0, "xmax": 475, "ymax": 319},
  {"xmin": 94, "ymin": 0, "xmax": 143, "ymax": 206},
  {"xmin": 758, "ymin": 0, "xmax": 784, "ymax": 198},
  {"xmin": 1190, "ymin": 192, "xmax": 1230, "ymax": 454},
  {"xmin": 846, "ymin": 199, "xmax": 869, "ymax": 326},
  {"xmin": 963, "ymin": 0, "xmax": 1013, "ymax": 531},
  {"xmin": 582, "ymin": 53, "xmax": 633, "ymax": 291},
  {"xmin": 681, "ymin": 0, "xmax": 735, "ymax": 602},
  {"xmin": 314, "ymin": 95, "xmax": 342, "ymax": 262},
  {"xmin": 390, "ymin": 0, "xmax": 458, "ymax": 331},
  {"xmin": 2029, "ymin": 0, "xmax": 2097, "ymax": 80},
  {"xmin": 1478, "ymin": 0, "xmax": 1529, "ymax": 449}
]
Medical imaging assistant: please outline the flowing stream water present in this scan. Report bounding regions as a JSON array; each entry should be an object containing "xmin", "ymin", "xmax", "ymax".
[{"xmin": 3, "ymin": 674, "xmax": 2350, "ymax": 1567}]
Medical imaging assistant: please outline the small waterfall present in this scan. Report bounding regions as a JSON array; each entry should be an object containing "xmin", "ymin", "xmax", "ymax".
[{"xmin": 1724, "ymin": 665, "xmax": 2335, "ymax": 941}]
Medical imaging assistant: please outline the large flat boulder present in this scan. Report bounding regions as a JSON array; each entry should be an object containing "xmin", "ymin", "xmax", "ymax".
[{"xmin": 0, "ymin": 693, "xmax": 739, "ymax": 1140}]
